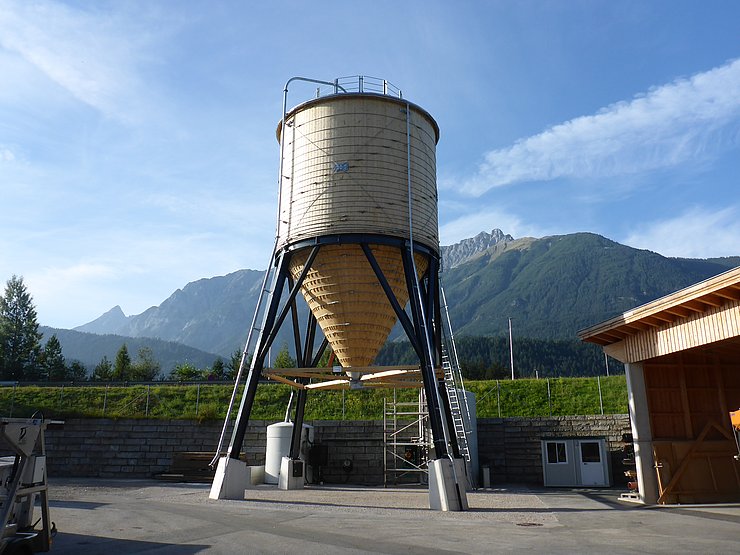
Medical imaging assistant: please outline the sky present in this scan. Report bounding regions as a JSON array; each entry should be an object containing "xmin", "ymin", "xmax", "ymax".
[{"xmin": 1, "ymin": 0, "xmax": 739, "ymax": 329}]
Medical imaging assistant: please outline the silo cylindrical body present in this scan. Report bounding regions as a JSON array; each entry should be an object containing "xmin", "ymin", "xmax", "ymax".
[{"xmin": 276, "ymin": 93, "xmax": 440, "ymax": 367}]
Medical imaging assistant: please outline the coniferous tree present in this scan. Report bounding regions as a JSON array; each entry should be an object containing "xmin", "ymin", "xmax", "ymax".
[
  {"xmin": 68, "ymin": 360, "xmax": 88, "ymax": 382},
  {"xmin": 209, "ymin": 358, "xmax": 226, "ymax": 380},
  {"xmin": 169, "ymin": 362, "xmax": 201, "ymax": 382},
  {"xmin": 41, "ymin": 334, "xmax": 67, "ymax": 381},
  {"xmin": 131, "ymin": 347, "xmax": 160, "ymax": 381},
  {"xmin": 92, "ymin": 356, "xmax": 113, "ymax": 381},
  {"xmin": 226, "ymin": 349, "xmax": 251, "ymax": 380},
  {"xmin": 227, "ymin": 349, "xmax": 242, "ymax": 377},
  {"xmin": 0, "ymin": 275, "xmax": 42, "ymax": 381},
  {"xmin": 273, "ymin": 343, "xmax": 296, "ymax": 368},
  {"xmin": 113, "ymin": 344, "xmax": 131, "ymax": 381}
]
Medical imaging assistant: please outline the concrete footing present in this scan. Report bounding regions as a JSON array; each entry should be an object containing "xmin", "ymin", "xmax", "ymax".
[
  {"xmin": 209, "ymin": 457, "xmax": 265, "ymax": 499},
  {"xmin": 428, "ymin": 458, "xmax": 469, "ymax": 511},
  {"xmin": 278, "ymin": 457, "xmax": 305, "ymax": 490}
]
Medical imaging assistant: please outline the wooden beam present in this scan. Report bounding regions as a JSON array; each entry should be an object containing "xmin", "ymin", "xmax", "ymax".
[
  {"xmin": 265, "ymin": 374, "xmax": 306, "ymax": 389},
  {"xmin": 651, "ymin": 312, "xmax": 677, "ymax": 323},
  {"xmin": 699, "ymin": 293, "xmax": 724, "ymax": 307},
  {"xmin": 713, "ymin": 288, "xmax": 740, "ymax": 301},
  {"xmin": 664, "ymin": 306, "xmax": 691, "ymax": 318},
  {"xmin": 656, "ymin": 420, "xmax": 731, "ymax": 503},
  {"xmin": 599, "ymin": 330, "xmax": 630, "ymax": 341},
  {"xmin": 305, "ymin": 379, "xmax": 348, "ymax": 390},
  {"xmin": 682, "ymin": 300, "xmax": 707, "ymax": 313},
  {"xmin": 678, "ymin": 361, "xmax": 693, "ymax": 439},
  {"xmin": 624, "ymin": 321, "xmax": 653, "ymax": 331}
]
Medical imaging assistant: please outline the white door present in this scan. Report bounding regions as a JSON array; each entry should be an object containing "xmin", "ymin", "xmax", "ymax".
[{"xmin": 578, "ymin": 440, "xmax": 605, "ymax": 486}]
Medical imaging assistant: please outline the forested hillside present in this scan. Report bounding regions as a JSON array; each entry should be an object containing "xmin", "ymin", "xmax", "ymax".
[
  {"xmin": 377, "ymin": 336, "xmax": 617, "ymax": 379},
  {"xmin": 441, "ymin": 232, "xmax": 736, "ymax": 339}
]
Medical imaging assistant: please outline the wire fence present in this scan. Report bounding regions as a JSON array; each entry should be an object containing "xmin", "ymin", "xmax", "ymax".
[{"xmin": 0, "ymin": 376, "xmax": 628, "ymax": 421}]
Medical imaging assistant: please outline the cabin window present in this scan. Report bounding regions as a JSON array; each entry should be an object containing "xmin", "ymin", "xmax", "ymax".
[{"xmin": 546, "ymin": 441, "xmax": 567, "ymax": 464}]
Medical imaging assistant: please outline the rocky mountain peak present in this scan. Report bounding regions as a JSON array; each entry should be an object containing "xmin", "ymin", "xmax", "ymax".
[
  {"xmin": 441, "ymin": 229, "xmax": 514, "ymax": 269},
  {"xmin": 74, "ymin": 305, "xmax": 130, "ymax": 335}
]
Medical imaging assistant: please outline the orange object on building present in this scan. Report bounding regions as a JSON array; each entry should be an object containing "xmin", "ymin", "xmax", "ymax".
[{"xmin": 731, "ymin": 409, "xmax": 740, "ymax": 431}]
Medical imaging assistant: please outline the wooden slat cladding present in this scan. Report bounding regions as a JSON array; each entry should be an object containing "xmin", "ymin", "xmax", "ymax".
[
  {"xmin": 621, "ymin": 300, "xmax": 740, "ymax": 363},
  {"xmin": 289, "ymin": 244, "xmax": 427, "ymax": 368},
  {"xmin": 276, "ymin": 95, "xmax": 439, "ymax": 252}
]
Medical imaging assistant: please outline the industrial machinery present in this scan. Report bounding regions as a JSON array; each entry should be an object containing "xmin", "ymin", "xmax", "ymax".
[
  {"xmin": 211, "ymin": 76, "xmax": 468, "ymax": 511},
  {"xmin": 0, "ymin": 416, "xmax": 56, "ymax": 554}
]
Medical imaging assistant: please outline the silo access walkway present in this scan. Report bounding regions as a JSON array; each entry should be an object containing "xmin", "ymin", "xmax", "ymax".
[{"xmin": 47, "ymin": 478, "xmax": 739, "ymax": 554}]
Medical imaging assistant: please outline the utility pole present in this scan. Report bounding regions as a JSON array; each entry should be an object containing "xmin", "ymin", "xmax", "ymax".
[{"xmin": 508, "ymin": 317, "xmax": 515, "ymax": 380}]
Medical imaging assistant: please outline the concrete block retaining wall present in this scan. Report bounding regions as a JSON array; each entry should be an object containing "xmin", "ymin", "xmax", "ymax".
[{"xmin": 45, "ymin": 415, "xmax": 629, "ymax": 486}]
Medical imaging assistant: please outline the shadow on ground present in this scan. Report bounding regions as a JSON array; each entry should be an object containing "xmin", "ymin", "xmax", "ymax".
[{"xmin": 52, "ymin": 533, "xmax": 207, "ymax": 555}]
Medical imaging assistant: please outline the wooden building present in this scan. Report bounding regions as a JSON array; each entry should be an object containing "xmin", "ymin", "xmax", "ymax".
[{"xmin": 579, "ymin": 266, "xmax": 740, "ymax": 503}]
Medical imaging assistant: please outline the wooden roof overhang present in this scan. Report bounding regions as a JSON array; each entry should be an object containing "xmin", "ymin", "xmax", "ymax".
[{"xmin": 578, "ymin": 266, "xmax": 740, "ymax": 364}]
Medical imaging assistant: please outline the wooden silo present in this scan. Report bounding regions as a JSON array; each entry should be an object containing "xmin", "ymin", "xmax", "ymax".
[
  {"xmin": 212, "ymin": 77, "xmax": 467, "ymax": 511},
  {"xmin": 276, "ymin": 94, "xmax": 440, "ymax": 367}
]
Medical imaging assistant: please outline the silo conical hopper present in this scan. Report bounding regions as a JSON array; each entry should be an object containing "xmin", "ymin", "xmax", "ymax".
[{"xmin": 277, "ymin": 94, "xmax": 440, "ymax": 367}]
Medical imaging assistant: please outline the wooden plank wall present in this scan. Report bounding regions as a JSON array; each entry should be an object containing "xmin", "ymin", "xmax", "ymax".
[
  {"xmin": 645, "ymin": 349, "xmax": 740, "ymax": 503},
  {"xmin": 623, "ymin": 300, "xmax": 740, "ymax": 363},
  {"xmin": 277, "ymin": 95, "xmax": 440, "ymax": 251}
]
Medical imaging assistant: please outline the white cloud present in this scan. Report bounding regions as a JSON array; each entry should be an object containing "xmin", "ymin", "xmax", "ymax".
[
  {"xmin": 0, "ymin": 146, "xmax": 15, "ymax": 162},
  {"xmin": 461, "ymin": 58, "xmax": 740, "ymax": 195},
  {"xmin": 622, "ymin": 206, "xmax": 740, "ymax": 258},
  {"xmin": 0, "ymin": 0, "xmax": 154, "ymax": 123},
  {"xmin": 17, "ymin": 218, "xmax": 275, "ymax": 328}
]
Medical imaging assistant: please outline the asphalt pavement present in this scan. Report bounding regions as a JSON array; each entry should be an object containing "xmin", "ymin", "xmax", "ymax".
[{"xmin": 45, "ymin": 479, "xmax": 740, "ymax": 554}]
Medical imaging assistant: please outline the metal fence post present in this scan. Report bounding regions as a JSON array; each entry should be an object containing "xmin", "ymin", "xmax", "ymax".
[
  {"xmin": 196, "ymin": 383, "xmax": 201, "ymax": 416},
  {"xmin": 145, "ymin": 384, "xmax": 150, "ymax": 417},
  {"xmin": 496, "ymin": 379, "xmax": 501, "ymax": 418},
  {"xmin": 103, "ymin": 384, "xmax": 108, "ymax": 417},
  {"xmin": 547, "ymin": 378, "xmax": 552, "ymax": 417},
  {"xmin": 597, "ymin": 376, "xmax": 604, "ymax": 415}
]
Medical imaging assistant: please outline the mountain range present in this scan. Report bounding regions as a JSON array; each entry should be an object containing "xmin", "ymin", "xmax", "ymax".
[
  {"xmin": 64, "ymin": 229, "xmax": 738, "ymax": 372},
  {"xmin": 39, "ymin": 326, "xmax": 220, "ymax": 373}
]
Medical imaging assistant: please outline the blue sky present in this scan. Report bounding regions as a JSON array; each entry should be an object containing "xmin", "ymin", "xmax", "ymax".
[{"xmin": 1, "ymin": 0, "xmax": 739, "ymax": 329}]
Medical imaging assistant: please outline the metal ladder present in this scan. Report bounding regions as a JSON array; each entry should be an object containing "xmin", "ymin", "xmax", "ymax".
[{"xmin": 440, "ymin": 287, "xmax": 474, "ymax": 484}]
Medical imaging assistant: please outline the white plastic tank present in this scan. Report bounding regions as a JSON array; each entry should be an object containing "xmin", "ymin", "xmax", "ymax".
[
  {"xmin": 464, "ymin": 391, "xmax": 479, "ymax": 485},
  {"xmin": 264, "ymin": 422, "xmax": 313, "ymax": 484}
]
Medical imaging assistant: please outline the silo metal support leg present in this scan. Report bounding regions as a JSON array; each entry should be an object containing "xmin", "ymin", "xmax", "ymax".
[
  {"xmin": 210, "ymin": 254, "xmax": 294, "ymax": 500},
  {"xmin": 255, "ymin": 246, "xmax": 320, "ymax": 363},
  {"xmin": 287, "ymin": 276, "xmax": 303, "ymax": 365},
  {"xmin": 288, "ymin": 316, "xmax": 320, "ymax": 461},
  {"xmin": 361, "ymin": 243, "xmax": 422, "ymax": 360},
  {"xmin": 227, "ymin": 256, "xmax": 291, "ymax": 460},
  {"xmin": 400, "ymin": 248, "xmax": 448, "ymax": 459}
]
